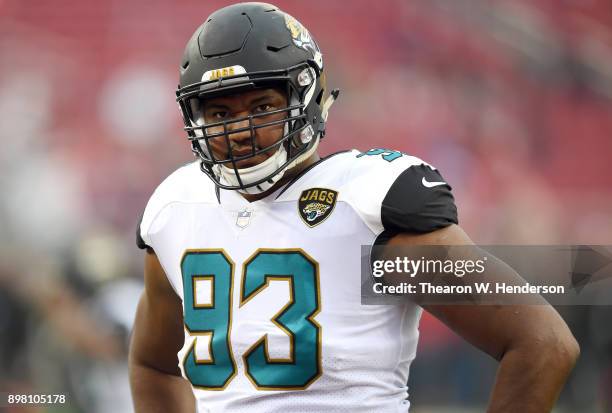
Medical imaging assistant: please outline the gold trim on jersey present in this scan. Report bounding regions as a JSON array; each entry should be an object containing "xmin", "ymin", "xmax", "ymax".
[
  {"xmin": 183, "ymin": 329, "xmax": 213, "ymax": 364},
  {"xmin": 192, "ymin": 275, "xmax": 214, "ymax": 308},
  {"xmin": 180, "ymin": 248, "xmax": 237, "ymax": 391},
  {"xmin": 239, "ymin": 248, "xmax": 323, "ymax": 390}
]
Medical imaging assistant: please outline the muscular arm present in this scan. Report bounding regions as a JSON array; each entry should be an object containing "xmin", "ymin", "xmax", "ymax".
[
  {"xmin": 129, "ymin": 250, "xmax": 195, "ymax": 413},
  {"xmin": 388, "ymin": 225, "xmax": 579, "ymax": 413}
]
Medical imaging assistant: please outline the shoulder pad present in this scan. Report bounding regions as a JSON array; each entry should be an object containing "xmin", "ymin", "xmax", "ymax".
[
  {"xmin": 136, "ymin": 162, "xmax": 217, "ymax": 249},
  {"xmin": 342, "ymin": 148, "xmax": 457, "ymax": 234}
]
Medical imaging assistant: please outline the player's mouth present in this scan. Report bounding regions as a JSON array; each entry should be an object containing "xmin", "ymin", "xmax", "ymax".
[
  {"xmin": 228, "ymin": 153, "xmax": 270, "ymax": 169},
  {"xmin": 231, "ymin": 147, "xmax": 255, "ymax": 157}
]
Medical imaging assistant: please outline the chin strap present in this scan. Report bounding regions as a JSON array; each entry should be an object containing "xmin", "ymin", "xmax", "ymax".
[
  {"xmin": 217, "ymin": 145, "xmax": 288, "ymax": 194},
  {"xmin": 217, "ymin": 138, "xmax": 320, "ymax": 195}
]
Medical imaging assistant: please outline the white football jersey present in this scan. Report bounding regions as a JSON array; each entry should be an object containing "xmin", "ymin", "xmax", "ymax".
[{"xmin": 138, "ymin": 149, "xmax": 457, "ymax": 412}]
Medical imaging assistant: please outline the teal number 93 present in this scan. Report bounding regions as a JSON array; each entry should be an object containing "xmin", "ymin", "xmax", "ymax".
[{"xmin": 181, "ymin": 249, "xmax": 321, "ymax": 390}]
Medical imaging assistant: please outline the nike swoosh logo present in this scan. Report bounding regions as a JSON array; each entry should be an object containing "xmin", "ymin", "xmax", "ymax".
[{"xmin": 422, "ymin": 177, "xmax": 446, "ymax": 188}]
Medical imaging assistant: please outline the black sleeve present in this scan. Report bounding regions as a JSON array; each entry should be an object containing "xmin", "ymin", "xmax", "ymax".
[
  {"xmin": 381, "ymin": 165, "xmax": 458, "ymax": 234},
  {"xmin": 136, "ymin": 213, "xmax": 150, "ymax": 250}
]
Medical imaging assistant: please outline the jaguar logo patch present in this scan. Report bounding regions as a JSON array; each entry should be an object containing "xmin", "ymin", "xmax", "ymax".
[{"xmin": 298, "ymin": 188, "xmax": 338, "ymax": 227}]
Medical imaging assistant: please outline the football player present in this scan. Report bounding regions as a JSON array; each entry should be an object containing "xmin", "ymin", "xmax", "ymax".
[{"xmin": 129, "ymin": 3, "xmax": 579, "ymax": 412}]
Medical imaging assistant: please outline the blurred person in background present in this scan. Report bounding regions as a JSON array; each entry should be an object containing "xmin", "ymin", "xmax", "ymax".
[
  {"xmin": 129, "ymin": 3, "xmax": 579, "ymax": 412},
  {"xmin": 0, "ymin": 245, "xmax": 128, "ymax": 412}
]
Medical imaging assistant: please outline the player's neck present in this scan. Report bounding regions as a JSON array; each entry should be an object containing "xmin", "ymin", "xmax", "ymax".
[{"xmin": 239, "ymin": 152, "xmax": 321, "ymax": 203}]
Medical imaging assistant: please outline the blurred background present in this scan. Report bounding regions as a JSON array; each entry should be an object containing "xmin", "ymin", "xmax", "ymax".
[{"xmin": 1, "ymin": 0, "xmax": 611, "ymax": 412}]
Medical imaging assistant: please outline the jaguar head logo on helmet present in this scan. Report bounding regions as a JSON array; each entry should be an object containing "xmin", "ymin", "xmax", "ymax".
[{"xmin": 176, "ymin": 2, "xmax": 339, "ymax": 195}]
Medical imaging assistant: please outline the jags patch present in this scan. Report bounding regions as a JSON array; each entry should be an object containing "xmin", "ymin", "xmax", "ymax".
[{"xmin": 298, "ymin": 188, "xmax": 338, "ymax": 227}]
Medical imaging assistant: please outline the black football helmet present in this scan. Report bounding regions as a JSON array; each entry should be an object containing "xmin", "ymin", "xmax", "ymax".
[{"xmin": 176, "ymin": 2, "xmax": 339, "ymax": 193}]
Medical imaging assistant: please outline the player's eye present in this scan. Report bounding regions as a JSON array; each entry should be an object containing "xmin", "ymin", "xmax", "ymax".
[
  {"xmin": 253, "ymin": 103, "xmax": 274, "ymax": 114},
  {"xmin": 211, "ymin": 110, "xmax": 229, "ymax": 119}
]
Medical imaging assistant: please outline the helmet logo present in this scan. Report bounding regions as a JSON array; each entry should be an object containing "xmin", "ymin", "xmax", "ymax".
[
  {"xmin": 202, "ymin": 65, "xmax": 247, "ymax": 82},
  {"xmin": 284, "ymin": 14, "xmax": 318, "ymax": 56}
]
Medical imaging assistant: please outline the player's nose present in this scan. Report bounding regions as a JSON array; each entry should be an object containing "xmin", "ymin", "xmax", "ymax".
[{"xmin": 226, "ymin": 116, "xmax": 253, "ymax": 147}]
